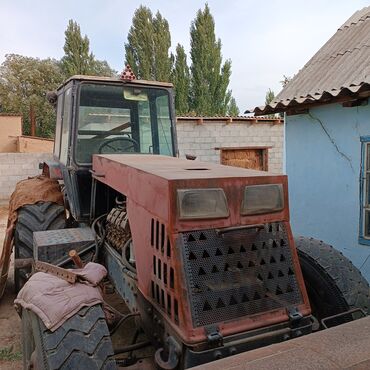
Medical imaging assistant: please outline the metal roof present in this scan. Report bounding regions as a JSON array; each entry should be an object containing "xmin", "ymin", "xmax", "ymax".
[
  {"xmin": 250, "ymin": 6, "xmax": 370, "ymax": 115},
  {"xmin": 58, "ymin": 75, "xmax": 173, "ymax": 90}
]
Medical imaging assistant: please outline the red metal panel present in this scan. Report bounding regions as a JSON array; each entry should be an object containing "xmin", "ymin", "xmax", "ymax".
[{"xmin": 92, "ymin": 154, "xmax": 310, "ymax": 345}]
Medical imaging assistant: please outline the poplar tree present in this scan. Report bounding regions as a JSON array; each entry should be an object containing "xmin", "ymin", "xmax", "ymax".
[
  {"xmin": 172, "ymin": 44, "xmax": 190, "ymax": 115},
  {"xmin": 153, "ymin": 12, "xmax": 172, "ymax": 81},
  {"xmin": 61, "ymin": 20, "xmax": 94, "ymax": 76},
  {"xmin": 125, "ymin": 6, "xmax": 172, "ymax": 81},
  {"xmin": 265, "ymin": 88, "xmax": 275, "ymax": 105},
  {"xmin": 125, "ymin": 6, "xmax": 154, "ymax": 80},
  {"xmin": 61, "ymin": 20, "xmax": 115, "ymax": 77},
  {"xmin": 189, "ymin": 4, "xmax": 232, "ymax": 116},
  {"xmin": 227, "ymin": 97, "xmax": 240, "ymax": 116}
]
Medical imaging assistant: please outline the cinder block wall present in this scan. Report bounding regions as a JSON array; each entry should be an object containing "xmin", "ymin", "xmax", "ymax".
[
  {"xmin": 0, "ymin": 153, "xmax": 53, "ymax": 200},
  {"xmin": 176, "ymin": 118, "xmax": 284, "ymax": 173}
]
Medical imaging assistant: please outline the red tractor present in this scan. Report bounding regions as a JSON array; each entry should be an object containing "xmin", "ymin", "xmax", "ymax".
[{"xmin": 3, "ymin": 70, "xmax": 369, "ymax": 369}]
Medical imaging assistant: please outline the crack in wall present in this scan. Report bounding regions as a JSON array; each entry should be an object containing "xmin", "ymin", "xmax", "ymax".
[{"xmin": 308, "ymin": 111, "xmax": 355, "ymax": 173}]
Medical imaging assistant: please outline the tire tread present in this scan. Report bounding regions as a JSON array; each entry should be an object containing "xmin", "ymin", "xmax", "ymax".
[
  {"xmin": 295, "ymin": 236, "xmax": 370, "ymax": 314},
  {"xmin": 14, "ymin": 201, "xmax": 65, "ymax": 290}
]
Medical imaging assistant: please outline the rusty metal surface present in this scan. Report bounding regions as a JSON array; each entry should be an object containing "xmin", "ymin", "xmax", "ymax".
[
  {"xmin": 95, "ymin": 154, "xmax": 274, "ymax": 180},
  {"xmin": 92, "ymin": 154, "xmax": 289, "ymax": 230},
  {"xmin": 180, "ymin": 223, "xmax": 302, "ymax": 328},
  {"xmin": 34, "ymin": 261, "xmax": 77, "ymax": 283},
  {"xmin": 93, "ymin": 153, "xmax": 311, "ymax": 346},
  {"xmin": 106, "ymin": 206, "xmax": 130, "ymax": 252},
  {"xmin": 33, "ymin": 227, "xmax": 94, "ymax": 264},
  {"xmin": 252, "ymin": 6, "xmax": 370, "ymax": 115},
  {"xmin": 58, "ymin": 74, "xmax": 173, "ymax": 90},
  {"xmin": 190, "ymin": 316, "xmax": 370, "ymax": 369}
]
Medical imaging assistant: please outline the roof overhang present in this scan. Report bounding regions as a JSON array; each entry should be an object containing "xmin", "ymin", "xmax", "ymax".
[{"xmin": 247, "ymin": 82, "xmax": 370, "ymax": 116}]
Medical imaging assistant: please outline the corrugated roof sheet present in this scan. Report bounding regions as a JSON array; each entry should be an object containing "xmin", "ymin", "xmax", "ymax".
[{"xmin": 250, "ymin": 6, "xmax": 370, "ymax": 115}]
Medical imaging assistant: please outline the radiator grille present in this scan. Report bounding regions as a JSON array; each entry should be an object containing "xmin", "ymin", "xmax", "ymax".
[{"xmin": 180, "ymin": 223, "xmax": 302, "ymax": 327}]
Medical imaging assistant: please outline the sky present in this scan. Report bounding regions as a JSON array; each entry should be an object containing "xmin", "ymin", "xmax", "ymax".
[{"xmin": 0, "ymin": 0, "xmax": 369, "ymax": 112}]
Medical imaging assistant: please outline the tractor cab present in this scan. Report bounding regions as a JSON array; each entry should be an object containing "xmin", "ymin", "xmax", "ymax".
[{"xmin": 49, "ymin": 71, "xmax": 177, "ymax": 222}]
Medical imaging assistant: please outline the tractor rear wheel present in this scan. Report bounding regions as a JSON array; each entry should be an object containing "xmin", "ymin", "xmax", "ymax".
[
  {"xmin": 14, "ymin": 201, "xmax": 66, "ymax": 292},
  {"xmin": 22, "ymin": 304, "xmax": 117, "ymax": 370},
  {"xmin": 295, "ymin": 236, "xmax": 370, "ymax": 326}
]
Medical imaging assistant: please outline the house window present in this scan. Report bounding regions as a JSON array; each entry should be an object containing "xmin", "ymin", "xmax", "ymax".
[{"xmin": 360, "ymin": 137, "xmax": 370, "ymax": 244}]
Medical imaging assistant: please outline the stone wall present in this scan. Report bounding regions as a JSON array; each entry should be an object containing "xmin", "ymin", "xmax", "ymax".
[
  {"xmin": 0, "ymin": 153, "xmax": 53, "ymax": 200},
  {"xmin": 176, "ymin": 117, "xmax": 283, "ymax": 173}
]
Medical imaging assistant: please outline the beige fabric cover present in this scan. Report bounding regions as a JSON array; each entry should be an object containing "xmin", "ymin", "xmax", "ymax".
[
  {"xmin": 1, "ymin": 175, "xmax": 64, "ymax": 300},
  {"xmin": 8, "ymin": 175, "xmax": 64, "ymax": 224},
  {"xmin": 14, "ymin": 263, "xmax": 107, "ymax": 332}
]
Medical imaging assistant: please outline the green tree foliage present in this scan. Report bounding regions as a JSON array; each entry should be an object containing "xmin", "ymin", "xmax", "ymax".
[
  {"xmin": 153, "ymin": 12, "xmax": 172, "ymax": 81},
  {"xmin": 227, "ymin": 97, "xmax": 240, "ymax": 116},
  {"xmin": 189, "ymin": 4, "xmax": 232, "ymax": 116},
  {"xmin": 0, "ymin": 54, "xmax": 64, "ymax": 137},
  {"xmin": 61, "ymin": 20, "xmax": 94, "ymax": 76},
  {"xmin": 264, "ymin": 88, "xmax": 281, "ymax": 118},
  {"xmin": 92, "ymin": 60, "xmax": 117, "ymax": 77},
  {"xmin": 125, "ymin": 7, "xmax": 172, "ymax": 81},
  {"xmin": 265, "ymin": 88, "xmax": 275, "ymax": 105},
  {"xmin": 125, "ymin": 7, "xmax": 153, "ymax": 80},
  {"xmin": 61, "ymin": 20, "xmax": 115, "ymax": 77},
  {"xmin": 172, "ymin": 44, "xmax": 190, "ymax": 115}
]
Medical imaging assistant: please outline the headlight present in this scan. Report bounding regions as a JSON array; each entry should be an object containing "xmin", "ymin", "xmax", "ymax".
[
  {"xmin": 177, "ymin": 188, "xmax": 229, "ymax": 220},
  {"xmin": 241, "ymin": 184, "xmax": 284, "ymax": 215}
]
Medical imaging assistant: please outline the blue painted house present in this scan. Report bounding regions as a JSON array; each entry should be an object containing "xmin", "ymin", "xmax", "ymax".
[{"xmin": 252, "ymin": 7, "xmax": 370, "ymax": 281}]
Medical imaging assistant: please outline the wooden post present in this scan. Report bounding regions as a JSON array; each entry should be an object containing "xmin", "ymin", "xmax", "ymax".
[{"xmin": 30, "ymin": 105, "xmax": 36, "ymax": 137}]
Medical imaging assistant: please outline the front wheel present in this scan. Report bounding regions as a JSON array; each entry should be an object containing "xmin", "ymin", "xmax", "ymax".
[
  {"xmin": 14, "ymin": 201, "xmax": 66, "ymax": 292},
  {"xmin": 295, "ymin": 236, "xmax": 370, "ymax": 325},
  {"xmin": 22, "ymin": 304, "xmax": 117, "ymax": 370}
]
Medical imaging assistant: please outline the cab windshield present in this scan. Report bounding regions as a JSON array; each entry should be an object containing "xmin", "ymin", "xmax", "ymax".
[{"xmin": 76, "ymin": 83, "xmax": 174, "ymax": 164}]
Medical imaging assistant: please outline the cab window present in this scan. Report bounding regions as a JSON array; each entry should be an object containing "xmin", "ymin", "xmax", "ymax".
[{"xmin": 75, "ymin": 83, "xmax": 174, "ymax": 164}]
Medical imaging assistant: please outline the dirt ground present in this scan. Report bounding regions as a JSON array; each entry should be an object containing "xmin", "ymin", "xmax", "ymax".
[{"xmin": 0, "ymin": 204, "xmax": 22, "ymax": 369}]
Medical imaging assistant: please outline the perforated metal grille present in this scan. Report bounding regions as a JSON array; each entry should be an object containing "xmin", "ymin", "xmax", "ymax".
[{"xmin": 180, "ymin": 223, "xmax": 302, "ymax": 327}]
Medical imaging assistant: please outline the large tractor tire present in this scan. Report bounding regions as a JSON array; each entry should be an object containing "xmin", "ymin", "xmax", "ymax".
[
  {"xmin": 22, "ymin": 304, "xmax": 117, "ymax": 370},
  {"xmin": 295, "ymin": 236, "xmax": 370, "ymax": 326},
  {"xmin": 14, "ymin": 201, "xmax": 66, "ymax": 292}
]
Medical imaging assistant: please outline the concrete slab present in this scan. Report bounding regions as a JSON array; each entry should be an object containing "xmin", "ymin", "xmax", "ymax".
[{"xmin": 191, "ymin": 316, "xmax": 370, "ymax": 370}]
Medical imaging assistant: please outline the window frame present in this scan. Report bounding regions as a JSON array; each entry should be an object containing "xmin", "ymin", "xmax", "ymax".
[
  {"xmin": 359, "ymin": 136, "xmax": 370, "ymax": 245},
  {"xmin": 53, "ymin": 91, "xmax": 64, "ymax": 158},
  {"xmin": 59, "ymin": 87, "xmax": 73, "ymax": 165},
  {"xmin": 72, "ymin": 81, "xmax": 176, "ymax": 167}
]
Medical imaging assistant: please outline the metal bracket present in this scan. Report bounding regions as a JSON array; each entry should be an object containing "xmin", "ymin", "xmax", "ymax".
[
  {"xmin": 287, "ymin": 307, "xmax": 303, "ymax": 323},
  {"xmin": 205, "ymin": 325, "xmax": 223, "ymax": 346},
  {"xmin": 321, "ymin": 308, "xmax": 366, "ymax": 329},
  {"xmin": 154, "ymin": 336, "xmax": 181, "ymax": 370}
]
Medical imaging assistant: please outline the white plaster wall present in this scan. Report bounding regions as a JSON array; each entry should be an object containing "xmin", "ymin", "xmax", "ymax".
[{"xmin": 176, "ymin": 120, "xmax": 283, "ymax": 173}]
